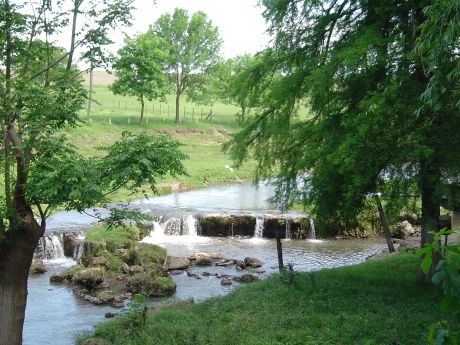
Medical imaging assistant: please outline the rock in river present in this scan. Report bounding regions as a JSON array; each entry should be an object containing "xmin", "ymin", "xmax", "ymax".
[{"xmin": 166, "ymin": 256, "xmax": 190, "ymax": 271}]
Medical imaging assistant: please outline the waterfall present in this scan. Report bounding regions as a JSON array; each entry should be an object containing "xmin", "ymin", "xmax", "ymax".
[
  {"xmin": 309, "ymin": 218, "xmax": 316, "ymax": 239},
  {"xmin": 164, "ymin": 218, "xmax": 183, "ymax": 236},
  {"xmin": 35, "ymin": 233, "xmax": 65, "ymax": 260},
  {"xmin": 185, "ymin": 215, "xmax": 197, "ymax": 236},
  {"xmin": 285, "ymin": 218, "xmax": 292, "ymax": 239},
  {"xmin": 75, "ymin": 233, "xmax": 85, "ymax": 259},
  {"xmin": 254, "ymin": 217, "xmax": 264, "ymax": 238}
]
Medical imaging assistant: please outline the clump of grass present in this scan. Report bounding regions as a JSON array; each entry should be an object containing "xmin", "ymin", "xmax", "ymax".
[{"xmin": 85, "ymin": 225, "xmax": 140, "ymax": 252}]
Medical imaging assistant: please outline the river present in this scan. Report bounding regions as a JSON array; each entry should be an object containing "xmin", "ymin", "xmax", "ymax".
[{"xmin": 24, "ymin": 183, "xmax": 387, "ymax": 345}]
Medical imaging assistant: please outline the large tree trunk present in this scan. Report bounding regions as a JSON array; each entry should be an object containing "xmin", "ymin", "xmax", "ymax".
[
  {"xmin": 417, "ymin": 158, "xmax": 441, "ymax": 282},
  {"xmin": 0, "ymin": 220, "xmax": 43, "ymax": 345},
  {"xmin": 420, "ymin": 159, "xmax": 441, "ymax": 246}
]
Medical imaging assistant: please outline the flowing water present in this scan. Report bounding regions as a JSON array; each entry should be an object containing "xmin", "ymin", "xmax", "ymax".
[{"xmin": 24, "ymin": 183, "xmax": 387, "ymax": 345}]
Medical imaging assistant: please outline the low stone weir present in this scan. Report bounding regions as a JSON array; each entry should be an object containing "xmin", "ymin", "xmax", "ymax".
[
  {"xmin": 145, "ymin": 213, "xmax": 314, "ymax": 240},
  {"xmin": 37, "ymin": 212, "xmax": 314, "ymax": 260}
]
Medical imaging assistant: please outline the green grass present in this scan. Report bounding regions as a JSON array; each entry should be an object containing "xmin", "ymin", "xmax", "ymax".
[
  {"xmin": 85, "ymin": 225, "xmax": 141, "ymax": 251},
  {"xmin": 80, "ymin": 254, "xmax": 443, "ymax": 345},
  {"xmin": 86, "ymin": 84, "xmax": 242, "ymax": 127},
  {"xmin": 55, "ymin": 79, "xmax": 257, "ymax": 202}
]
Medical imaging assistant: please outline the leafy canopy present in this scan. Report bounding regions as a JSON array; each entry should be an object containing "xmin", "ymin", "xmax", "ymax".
[
  {"xmin": 111, "ymin": 33, "xmax": 169, "ymax": 117},
  {"xmin": 148, "ymin": 8, "xmax": 222, "ymax": 121},
  {"xmin": 225, "ymin": 0, "xmax": 460, "ymax": 236}
]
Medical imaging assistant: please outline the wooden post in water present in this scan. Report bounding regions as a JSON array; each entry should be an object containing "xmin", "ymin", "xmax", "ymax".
[
  {"xmin": 374, "ymin": 193, "xmax": 395, "ymax": 252},
  {"xmin": 275, "ymin": 228, "xmax": 284, "ymax": 272}
]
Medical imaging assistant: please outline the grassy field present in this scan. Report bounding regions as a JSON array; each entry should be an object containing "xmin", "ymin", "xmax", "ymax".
[
  {"xmin": 62, "ymin": 73, "xmax": 256, "ymax": 201},
  {"xmin": 78, "ymin": 253, "xmax": 444, "ymax": 345}
]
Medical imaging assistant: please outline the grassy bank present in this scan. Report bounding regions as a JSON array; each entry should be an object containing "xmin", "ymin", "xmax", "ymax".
[
  {"xmin": 63, "ymin": 121, "xmax": 256, "ymax": 201},
  {"xmin": 79, "ymin": 254, "xmax": 443, "ymax": 345}
]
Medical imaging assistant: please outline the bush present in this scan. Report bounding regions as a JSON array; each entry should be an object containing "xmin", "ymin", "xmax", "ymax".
[{"xmin": 126, "ymin": 271, "xmax": 175, "ymax": 296}]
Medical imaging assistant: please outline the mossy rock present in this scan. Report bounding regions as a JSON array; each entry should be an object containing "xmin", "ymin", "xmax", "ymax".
[
  {"xmin": 30, "ymin": 260, "xmax": 46, "ymax": 274},
  {"xmin": 233, "ymin": 274, "xmax": 259, "ymax": 283},
  {"xmin": 126, "ymin": 272, "xmax": 176, "ymax": 297},
  {"xmin": 66, "ymin": 264, "xmax": 85, "ymax": 279},
  {"xmin": 80, "ymin": 241, "xmax": 107, "ymax": 266},
  {"xmin": 50, "ymin": 271, "xmax": 72, "ymax": 283},
  {"xmin": 126, "ymin": 243, "xmax": 166, "ymax": 266},
  {"xmin": 74, "ymin": 268, "xmax": 104, "ymax": 289}
]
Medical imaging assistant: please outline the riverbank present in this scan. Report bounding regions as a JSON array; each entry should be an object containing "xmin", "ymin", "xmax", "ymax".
[{"xmin": 79, "ymin": 253, "xmax": 442, "ymax": 345}]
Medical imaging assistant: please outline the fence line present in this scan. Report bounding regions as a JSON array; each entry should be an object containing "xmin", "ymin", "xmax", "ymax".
[{"xmin": 87, "ymin": 97, "xmax": 238, "ymax": 126}]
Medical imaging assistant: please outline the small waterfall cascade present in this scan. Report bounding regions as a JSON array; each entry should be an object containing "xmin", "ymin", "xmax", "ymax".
[
  {"xmin": 285, "ymin": 218, "xmax": 292, "ymax": 239},
  {"xmin": 309, "ymin": 218, "xmax": 316, "ymax": 239},
  {"xmin": 254, "ymin": 217, "xmax": 264, "ymax": 238},
  {"xmin": 35, "ymin": 233, "xmax": 65, "ymax": 260},
  {"xmin": 164, "ymin": 218, "xmax": 183, "ymax": 236},
  {"xmin": 34, "ymin": 231, "xmax": 86, "ymax": 260},
  {"xmin": 185, "ymin": 215, "xmax": 197, "ymax": 236},
  {"xmin": 75, "ymin": 233, "xmax": 85, "ymax": 259},
  {"xmin": 146, "ymin": 215, "xmax": 199, "ymax": 239}
]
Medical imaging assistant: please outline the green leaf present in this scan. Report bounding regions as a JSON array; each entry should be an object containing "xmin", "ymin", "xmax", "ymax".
[{"xmin": 421, "ymin": 252, "xmax": 433, "ymax": 275}]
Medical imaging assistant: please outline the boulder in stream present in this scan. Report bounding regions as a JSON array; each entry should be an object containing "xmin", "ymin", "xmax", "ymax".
[
  {"xmin": 166, "ymin": 256, "xmax": 190, "ymax": 271},
  {"xmin": 244, "ymin": 257, "xmax": 263, "ymax": 268},
  {"xmin": 29, "ymin": 260, "xmax": 47, "ymax": 274},
  {"xmin": 63, "ymin": 233, "xmax": 80, "ymax": 258},
  {"xmin": 50, "ymin": 271, "xmax": 72, "ymax": 283},
  {"xmin": 189, "ymin": 252, "xmax": 223, "ymax": 266},
  {"xmin": 221, "ymin": 278, "xmax": 233, "ymax": 286},
  {"xmin": 74, "ymin": 268, "xmax": 104, "ymax": 289},
  {"xmin": 233, "ymin": 274, "xmax": 259, "ymax": 283}
]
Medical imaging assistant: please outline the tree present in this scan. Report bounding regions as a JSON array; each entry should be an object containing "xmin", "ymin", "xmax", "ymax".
[
  {"xmin": 0, "ymin": 1, "xmax": 187, "ymax": 344},
  {"xmin": 149, "ymin": 8, "xmax": 222, "ymax": 124},
  {"xmin": 111, "ymin": 33, "xmax": 168, "ymax": 123},
  {"xmin": 225, "ymin": 0, "xmax": 460, "ymax": 248},
  {"xmin": 215, "ymin": 55, "xmax": 262, "ymax": 124}
]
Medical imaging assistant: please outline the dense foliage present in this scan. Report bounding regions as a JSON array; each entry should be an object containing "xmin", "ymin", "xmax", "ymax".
[
  {"xmin": 418, "ymin": 230, "xmax": 460, "ymax": 344},
  {"xmin": 148, "ymin": 8, "xmax": 222, "ymax": 123},
  {"xmin": 225, "ymin": 0, "xmax": 460, "ymax": 238},
  {"xmin": 0, "ymin": 1, "xmax": 187, "ymax": 343},
  {"xmin": 111, "ymin": 34, "xmax": 168, "ymax": 122}
]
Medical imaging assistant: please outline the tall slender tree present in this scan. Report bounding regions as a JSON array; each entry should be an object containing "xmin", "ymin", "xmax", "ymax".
[
  {"xmin": 0, "ymin": 2, "xmax": 187, "ymax": 344},
  {"xmin": 149, "ymin": 8, "xmax": 222, "ymax": 124},
  {"xmin": 111, "ymin": 33, "xmax": 168, "ymax": 123}
]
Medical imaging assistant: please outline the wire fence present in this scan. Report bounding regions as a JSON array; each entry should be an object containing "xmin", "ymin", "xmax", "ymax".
[{"xmin": 87, "ymin": 97, "xmax": 240, "ymax": 127}]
